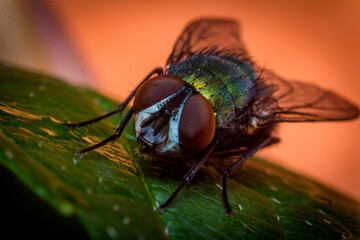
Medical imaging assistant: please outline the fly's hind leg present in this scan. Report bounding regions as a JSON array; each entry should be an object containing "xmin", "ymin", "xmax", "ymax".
[
  {"xmin": 213, "ymin": 137, "xmax": 279, "ymax": 158},
  {"xmin": 220, "ymin": 135, "xmax": 273, "ymax": 216},
  {"xmin": 64, "ymin": 68, "xmax": 163, "ymax": 128}
]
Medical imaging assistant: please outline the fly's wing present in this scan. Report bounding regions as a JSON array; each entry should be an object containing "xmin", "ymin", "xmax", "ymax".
[
  {"xmin": 167, "ymin": 19, "xmax": 359, "ymax": 123},
  {"xmin": 166, "ymin": 18, "xmax": 248, "ymax": 65},
  {"xmin": 254, "ymin": 70, "xmax": 360, "ymax": 123}
]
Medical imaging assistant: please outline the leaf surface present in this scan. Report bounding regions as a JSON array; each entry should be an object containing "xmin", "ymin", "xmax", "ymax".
[{"xmin": 0, "ymin": 63, "xmax": 359, "ymax": 240}]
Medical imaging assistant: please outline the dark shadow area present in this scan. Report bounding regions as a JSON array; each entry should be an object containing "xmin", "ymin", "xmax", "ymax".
[
  {"xmin": 138, "ymin": 150, "xmax": 241, "ymax": 184},
  {"xmin": 0, "ymin": 165, "xmax": 90, "ymax": 240}
]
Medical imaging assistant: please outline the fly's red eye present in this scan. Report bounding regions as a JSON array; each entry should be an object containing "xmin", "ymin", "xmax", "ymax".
[
  {"xmin": 179, "ymin": 94, "xmax": 216, "ymax": 154},
  {"xmin": 133, "ymin": 75, "xmax": 184, "ymax": 112}
]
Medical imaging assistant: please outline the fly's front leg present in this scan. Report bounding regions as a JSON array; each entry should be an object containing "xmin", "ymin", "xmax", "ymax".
[
  {"xmin": 64, "ymin": 68, "xmax": 163, "ymax": 128},
  {"xmin": 76, "ymin": 108, "xmax": 134, "ymax": 157},
  {"xmin": 158, "ymin": 139, "xmax": 218, "ymax": 211},
  {"xmin": 220, "ymin": 135, "xmax": 273, "ymax": 216}
]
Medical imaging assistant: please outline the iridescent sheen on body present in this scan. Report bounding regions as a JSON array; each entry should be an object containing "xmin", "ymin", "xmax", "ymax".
[{"xmin": 167, "ymin": 55, "xmax": 256, "ymax": 132}]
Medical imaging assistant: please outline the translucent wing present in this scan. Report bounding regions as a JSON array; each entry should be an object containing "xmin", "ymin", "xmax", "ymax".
[
  {"xmin": 167, "ymin": 18, "xmax": 359, "ymax": 123},
  {"xmin": 166, "ymin": 18, "xmax": 248, "ymax": 65},
  {"xmin": 254, "ymin": 70, "xmax": 359, "ymax": 124}
]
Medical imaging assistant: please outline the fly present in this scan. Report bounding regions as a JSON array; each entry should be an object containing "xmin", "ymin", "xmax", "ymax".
[{"xmin": 65, "ymin": 18, "xmax": 359, "ymax": 216}]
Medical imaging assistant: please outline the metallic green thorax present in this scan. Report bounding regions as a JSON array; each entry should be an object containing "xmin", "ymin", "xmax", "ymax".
[{"xmin": 167, "ymin": 55, "xmax": 256, "ymax": 131}]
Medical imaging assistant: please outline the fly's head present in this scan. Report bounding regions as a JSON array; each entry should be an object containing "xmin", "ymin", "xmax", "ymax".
[{"xmin": 133, "ymin": 75, "xmax": 216, "ymax": 157}]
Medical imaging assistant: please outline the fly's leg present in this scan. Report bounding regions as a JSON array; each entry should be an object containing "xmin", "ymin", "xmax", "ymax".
[
  {"xmin": 221, "ymin": 135, "xmax": 273, "ymax": 216},
  {"xmin": 64, "ymin": 68, "xmax": 163, "ymax": 128},
  {"xmin": 158, "ymin": 139, "xmax": 218, "ymax": 211},
  {"xmin": 214, "ymin": 137, "xmax": 279, "ymax": 158},
  {"xmin": 76, "ymin": 108, "xmax": 134, "ymax": 157}
]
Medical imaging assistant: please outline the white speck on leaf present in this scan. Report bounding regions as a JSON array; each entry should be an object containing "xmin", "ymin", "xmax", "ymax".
[
  {"xmin": 277, "ymin": 215, "xmax": 280, "ymax": 221},
  {"xmin": 99, "ymin": 176, "xmax": 103, "ymax": 183},
  {"xmin": 318, "ymin": 209, "xmax": 326, "ymax": 215},
  {"xmin": 86, "ymin": 188, "xmax": 92, "ymax": 194},
  {"xmin": 342, "ymin": 234, "xmax": 347, "ymax": 239},
  {"xmin": 106, "ymin": 226, "xmax": 118, "ymax": 239},
  {"xmin": 5, "ymin": 150, "xmax": 13, "ymax": 159},
  {"xmin": 113, "ymin": 205, "xmax": 119, "ymax": 212},
  {"xmin": 164, "ymin": 228, "xmax": 169, "ymax": 236},
  {"xmin": 270, "ymin": 185, "xmax": 278, "ymax": 191},
  {"xmin": 123, "ymin": 217, "xmax": 130, "ymax": 225},
  {"xmin": 38, "ymin": 142, "xmax": 42, "ymax": 147},
  {"xmin": 29, "ymin": 92, "xmax": 34, "ymax": 97},
  {"xmin": 216, "ymin": 183, "xmax": 223, "ymax": 190},
  {"xmin": 305, "ymin": 220, "xmax": 312, "ymax": 226},
  {"xmin": 271, "ymin": 197, "xmax": 281, "ymax": 204},
  {"xmin": 73, "ymin": 158, "xmax": 78, "ymax": 165},
  {"xmin": 238, "ymin": 204, "xmax": 243, "ymax": 211},
  {"xmin": 323, "ymin": 218, "xmax": 331, "ymax": 224}
]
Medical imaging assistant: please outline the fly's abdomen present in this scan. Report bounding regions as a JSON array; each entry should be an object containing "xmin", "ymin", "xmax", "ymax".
[{"xmin": 167, "ymin": 55, "xmax": 256, "ymax": 131}]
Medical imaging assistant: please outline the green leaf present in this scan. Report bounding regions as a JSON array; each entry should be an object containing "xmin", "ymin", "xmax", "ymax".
[{"xmin": 0, "ymin": 62, "xmax": 359, "ymax": 240}]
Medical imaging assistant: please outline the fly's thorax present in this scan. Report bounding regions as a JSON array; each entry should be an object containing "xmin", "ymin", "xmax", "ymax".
[
  {"xmin": 133, "ymin": 75, "xmax": 216, "ymax": 157},
  {"xmin": 166, "ymin": 54, "xmax": 257, "ymax": 132}
]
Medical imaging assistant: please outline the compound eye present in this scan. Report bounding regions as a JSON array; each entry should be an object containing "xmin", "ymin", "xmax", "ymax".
[
  {"xmin": 133, "ymin": 75, "xmax": 184, "ymax": 112},
  {"xmin": 179, "ymin": 94, "xmax": 216, "ymax": 154}
]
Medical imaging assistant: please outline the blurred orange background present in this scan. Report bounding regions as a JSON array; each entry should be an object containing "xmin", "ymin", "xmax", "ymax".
[{"xmin": 1, "ymin": 0, "xmax": 359, "ymax": 201}]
